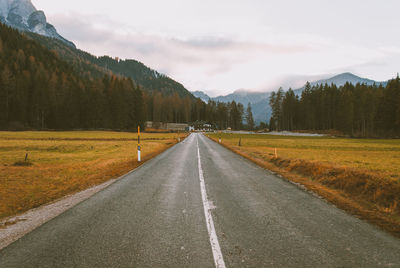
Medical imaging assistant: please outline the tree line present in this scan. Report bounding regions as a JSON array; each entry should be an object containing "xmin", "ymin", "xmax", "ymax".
[
  {"xmin": 143, "ymin": 94, "xmax": 254, "ymax": 130},
  {"xmin": 0, "ymin": 23, "xmax": 256, "ymax": 131},
  {"xmin": 269, "ymin": 77, "xmax": 400, "ymax": 137}
]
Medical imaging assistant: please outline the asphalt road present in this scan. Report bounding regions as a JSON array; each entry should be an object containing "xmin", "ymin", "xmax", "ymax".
[{"xmin": 1, "ymin": 133, "xmax": 400, "ymax": 267}]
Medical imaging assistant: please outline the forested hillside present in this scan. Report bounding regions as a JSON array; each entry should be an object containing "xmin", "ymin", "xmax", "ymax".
[
  {"xmin": 269, "ymin": 77, "xmax": 400, "ymax": 137},
  {"xmin": 27, "ymin": 33, "xmax": 194, "ymax": 98},
  {"xmin": 0, "ymin": 23, "xmax": 144, "ymax": 130}
]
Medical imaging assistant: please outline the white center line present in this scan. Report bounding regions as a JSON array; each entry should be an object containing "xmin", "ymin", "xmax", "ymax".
[{"xmin": 197, "ymin": 135, "xmax": 226, "ymax": 268}]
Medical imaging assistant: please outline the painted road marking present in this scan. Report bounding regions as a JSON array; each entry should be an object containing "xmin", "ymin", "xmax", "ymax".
[{"xmin": 197, "ymin": 136, "xmax": 226, "ymax": 268}]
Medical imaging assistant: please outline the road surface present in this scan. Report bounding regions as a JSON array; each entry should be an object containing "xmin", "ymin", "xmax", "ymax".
[{"xmin": 1, "ymin": 133, "xmax": 400, "ymax": 267}]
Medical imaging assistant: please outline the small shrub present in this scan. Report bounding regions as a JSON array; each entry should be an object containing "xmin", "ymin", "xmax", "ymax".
[
  {"xmin": 13, "ymin": 161, "xmax": 33, "ymax": 167},
  {"xmin": 7, "ymin": 121, "xmax": 26, "ymax": 131}
]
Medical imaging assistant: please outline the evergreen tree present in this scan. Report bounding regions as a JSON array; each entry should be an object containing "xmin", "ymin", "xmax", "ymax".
[
  {"xmin": 268, "ymin": 77, "xmax": 400, "ymax": 137},
  {"xmin": 246, "ymin": 103, "xmax": 255, "ymax": 130},
  {"xmin": 269, "ymin": 87, "xmax": 284, "ymax": 131},
  {"xmin": 281, "ymin": 89, "xmax": 298, "ymax": 130}
]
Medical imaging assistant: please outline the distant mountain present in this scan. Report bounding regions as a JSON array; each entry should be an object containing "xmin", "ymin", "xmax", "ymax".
[
  {"xmin": 0, "ymin": 0, "xmax": 75, "ymax": 47},
  {"xmin": 251, "ymin": 97, "xmax": 272, "ymax": 124},
  {"xmin": 293, "ymin": 72, "xmax": 387, "ymax": 95},
  {"xmin": 192, "ymin": 89, "xmax": 271, "ymax": 124},
  {"xmin": 213, "ymin": 90, "xmax": 270, "ymax": 105},
  {"xmin": 212, "ymin": 90, "xmax": 271, "ymax": 124},
  {"xmin": 198, "ymin": 73, "xmax": 388, "ymax": 124},
  {"xmin": 192, "ymin": 91, "xmax": 211, "ymax": 102}
]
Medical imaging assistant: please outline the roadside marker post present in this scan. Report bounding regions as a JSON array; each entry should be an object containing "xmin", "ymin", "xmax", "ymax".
[{"xmin": 138, "ymin": 126, "xmax": 141, "ymax": 162}]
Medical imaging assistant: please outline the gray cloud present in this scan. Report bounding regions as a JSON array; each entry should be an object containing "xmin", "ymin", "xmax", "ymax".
[
  {"xmin": 36, "ymin": 0, "xmax": 400, "ymax": 93},
  {"xmin": 50, "ymin": 13, "xmax": 310, "ymax": 79},
  {"xmin": 180, "ymin": 37, "xmax": 235, "ymax": 49}
]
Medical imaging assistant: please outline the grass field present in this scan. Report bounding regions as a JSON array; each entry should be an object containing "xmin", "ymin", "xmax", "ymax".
[
  {"xmin": 0, "ymin": 131, "xmax": 186, "ymax": 220},
  {"xmin": 208, "ymin": 133, "xmax": 400, "ymax": 236}
]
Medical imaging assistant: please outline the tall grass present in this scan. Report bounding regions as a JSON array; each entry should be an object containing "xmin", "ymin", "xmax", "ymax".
[
  {"xmin": 0, "ymin": 131, "xmax": 186, "ymax": 219},
  {"xmin": 209, "ymin": 133, "xmax": 400, "ymax": 236}
]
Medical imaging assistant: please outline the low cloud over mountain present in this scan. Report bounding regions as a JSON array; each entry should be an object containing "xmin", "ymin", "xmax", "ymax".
[{"xmin": 193, "ymin": 73, "xmax": 388, "ymax": 124}]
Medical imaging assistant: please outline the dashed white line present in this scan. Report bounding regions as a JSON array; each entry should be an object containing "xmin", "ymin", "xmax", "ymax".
[{"xmin": 197, "ymin": 135, "xmax": 226, "ymax": 268}]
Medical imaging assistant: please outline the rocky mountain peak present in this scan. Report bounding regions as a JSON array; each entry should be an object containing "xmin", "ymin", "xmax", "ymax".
[
  {"xmin": 0, "ymin": 0, "xmax": 13, "ymax": 17},
  {"xmin": 0, "ymin": 0, "xmax": 75, "ymax": 47},
  {"xmin": 9, "ymin": 0, "xmax": 35, "ymax": 20},
  {"xmin": 28, "ymin": 10, "xmax": 45, "ymax": 27}
]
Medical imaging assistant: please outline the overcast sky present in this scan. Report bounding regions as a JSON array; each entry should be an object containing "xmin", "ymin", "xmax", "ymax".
[{"xmin": 35, "ymin": 0, "xmax": 400, "ymax": 96}]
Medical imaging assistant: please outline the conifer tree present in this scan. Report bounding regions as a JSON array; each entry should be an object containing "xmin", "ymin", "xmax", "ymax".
[{"xmin": 246, "ymin": 103, "xmax": 255, "ymax": 130}]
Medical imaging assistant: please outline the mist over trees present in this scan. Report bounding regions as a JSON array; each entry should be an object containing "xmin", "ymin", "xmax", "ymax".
[{"xmin": 269, "ymin": 77, "xmax": 400, "ymax": 137}]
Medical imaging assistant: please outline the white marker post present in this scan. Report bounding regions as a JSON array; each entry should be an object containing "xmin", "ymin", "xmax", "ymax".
[{"xmin": 138, "ymin": 126, "xmax": 141, "ymax": 162}]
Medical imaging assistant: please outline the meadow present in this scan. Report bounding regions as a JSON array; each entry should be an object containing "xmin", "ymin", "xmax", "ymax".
[
  {"xmin": 0, "ymin": 131, "xmax": 186, "ymax": 220},
  {"xmin": 208, "ymin": 133, "xmax": 400, "ymax": 236}
]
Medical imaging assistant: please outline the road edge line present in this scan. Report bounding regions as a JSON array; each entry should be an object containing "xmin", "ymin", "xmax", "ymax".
[{"xmin": 197, "ymin": 135, "xmax": 226, "ymax": 268}]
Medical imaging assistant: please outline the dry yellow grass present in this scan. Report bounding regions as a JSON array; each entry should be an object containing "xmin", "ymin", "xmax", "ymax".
[
  {"xmin": 0, "ymin": 131, "xmax": 187, "ymax": 220},
  {"xmin": 208, "ymin": 133, "xmax": 400, "ymax": 237}
]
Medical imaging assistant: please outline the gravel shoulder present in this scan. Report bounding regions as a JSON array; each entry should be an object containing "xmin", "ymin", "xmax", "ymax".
[{"xmin": 0, "ymin": 177, "xmax": 120, "ymax": 250}]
